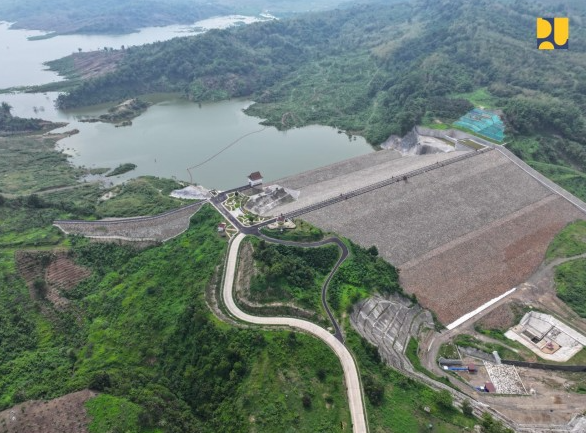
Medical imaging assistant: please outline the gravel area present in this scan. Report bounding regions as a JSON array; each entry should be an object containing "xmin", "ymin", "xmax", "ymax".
[
  {"xmin": 484, "ymin": 362, "xmax": 527, "ymax": 395},
  {"xmin": 270, "ymin": 150, "xmax": 584, "ymax": 324},
  {"xmin": 300, "ymin": 150, "xmax": 553, "ymax": 265},
  {"xmin": 270, "ymin": 148, "xmax": 403, "ymax": 189},
  {"xmin": 400, "ymin": 195, "xmax": 581, "ymax": 324},
  {"xmin": 266, "ymin": 149, "xmax": 468, "ymax": 217}
]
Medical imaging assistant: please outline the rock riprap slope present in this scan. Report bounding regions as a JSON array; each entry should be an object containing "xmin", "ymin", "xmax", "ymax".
[{"xmin": 267, "ymin": 150, "xmax": 585, "ymax": 324}]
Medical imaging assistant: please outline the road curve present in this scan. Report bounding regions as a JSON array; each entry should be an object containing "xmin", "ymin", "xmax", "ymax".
[{"xmin": 223, "ymin": 233, "xmax": 368, "ymax": 433}]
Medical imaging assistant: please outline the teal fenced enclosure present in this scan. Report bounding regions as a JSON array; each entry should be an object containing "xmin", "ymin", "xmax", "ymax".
[{"xmin": 454, "ymin": 108, "xmax": 505, "ymax": 142}]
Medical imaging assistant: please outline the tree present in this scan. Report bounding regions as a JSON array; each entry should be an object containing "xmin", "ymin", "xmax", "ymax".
[
  {"xmin": 89, "ymin": 371, "xmax": 111, "ymax": 391},
  {"xmin": 316, "ymin": 368, "xmax": 326, "ymax": 382},
  {"xmin": 461, "ymin": 399, "xmax": 473, "ymax": 417},
  {"xmin": 363, "ymin": 375, "xmax": 384, "ymax": 406},
  {"xmin": 25, "ymin": 194, "xmax": 43, "ymax": 209},
  {"xmin": 481, "ymin": 413, "xmax": 514, "ymax": 433},
  {"xmin": 367, "ymin": 245, "xmax": 378, "ymax": 256},
  {"xmin": 33, "ymin": 278, "xmax": 47, "ymax": 298},
  {"xmin": 1, "ymin": 101, "xmax": 12, "ymax": 114},
  {"xmin": 301, "ymin": 393, "xmax": 312, "ymax": 409},
  {"xmin": 435, "ymin": 389, "xmax": 453, "ymax": 410}
]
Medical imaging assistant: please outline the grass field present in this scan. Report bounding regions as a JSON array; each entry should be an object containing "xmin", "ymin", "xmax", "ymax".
[
  {"xmin": 509, "ymin": 138, "xmax": 586, "ymax": 202},
  {"xmin": 260, "ymin": 219, "xmax": 324, "ymax": 242},
  {"xmin": 437, "ymin": 342, "xmax": 460, "ymax": 360},
  {"xmin": 555, "ymin": 258, "xmax": 586, "ymax": 318},
  {"xmin": 454, "ymin": 334, "xmax": 526, "ymax": 362},
  {"xmin": 96, "ymin": 176, "xmax": 186, "ymax": 218},
  {"xmin": 546, "ymin": 220, "xmax": 586, "ymax": 260},
  {"xmin": 452, "ymin": 88, "xmax": 498, "ymax": 109},
  {"xmin": 0, "ymin": 135, "xmax": 83, "ymax": 195}
]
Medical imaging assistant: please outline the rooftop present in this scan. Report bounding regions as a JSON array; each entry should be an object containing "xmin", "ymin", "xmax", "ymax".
[{"xmin": 248, "ymin": 171, "xmax": 263, "ymax": 181}]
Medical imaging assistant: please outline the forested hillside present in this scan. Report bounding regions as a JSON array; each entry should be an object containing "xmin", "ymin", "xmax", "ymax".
[
  {"xmin": 0, "ymin": 0, "xmax": 230, "ymax": 34},
  {"xmin": 0, "ymin": 0, "xmax": 348, "ymax": 35},
  {"xmin": 55, "ymin": 0, "xmax": 586, "ymax": 192}
]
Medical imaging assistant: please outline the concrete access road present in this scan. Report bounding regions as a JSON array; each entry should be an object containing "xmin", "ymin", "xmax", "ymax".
[{"xmin": 223, "ymin": 233, "xmax": 368, "ymax": 433}]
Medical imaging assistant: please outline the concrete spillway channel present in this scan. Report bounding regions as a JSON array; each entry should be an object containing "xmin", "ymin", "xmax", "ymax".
[{"xmin": 222, "ymin": 233, "xmax": 368, "ymax": 433}]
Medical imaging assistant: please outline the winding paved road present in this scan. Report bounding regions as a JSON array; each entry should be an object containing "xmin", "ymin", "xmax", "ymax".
[{"xmin": 223, "ymin": 233, "xmax": 368, "ymax": 433}]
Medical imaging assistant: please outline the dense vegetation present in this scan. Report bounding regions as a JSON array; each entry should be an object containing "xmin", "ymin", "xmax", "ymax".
[
  {"xmin": 0, "ymin": 203, "xmax": 353, "ymax": 432},
  {"xmin": 546, "ymin": 220, "xmax": 586, "ymax": 260},
  {"xmin": 329, "ymin": 241, "xmax": 402, "ymax": 314},
  {"xmin": 54, "ymin": 0, "xmax": 586, "ymax": 200},
  {"xmin": 105, "ymin": 163, "xmax": 137, "ymax": 177},
  {"xmin": 0, "ymin": 0, "xmax": 229, "ymax": 35},
  {"xmin": 249, "ymin": 236, "xmax": 402, "ymax": 317},
  {"xmin": 0, "ymin": 0, "xmax": 349, "ymax": 35},
  {"xmin": 0, "ymin": 102, "xmax": 48, "ymax": 134},
  {"xmin": 0, "ymin": 130, "xmax": 353, "ymax": 432},
  {"xmin": 251, "ymin": 240, "xmax": 338, "ymax": 311},
  {"xmin": 346, "ymin": 330, "xmax": 475, "ymax": 432}
]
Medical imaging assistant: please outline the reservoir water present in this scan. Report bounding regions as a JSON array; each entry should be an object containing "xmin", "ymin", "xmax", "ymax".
[{"xmin": 0, "ymin": 20, "xmax": 374, "ymax": 190}]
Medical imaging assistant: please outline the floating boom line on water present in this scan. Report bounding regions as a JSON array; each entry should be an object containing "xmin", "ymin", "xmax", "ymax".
[{"xmin": 186, "ymin": 127, "xmax": 267, "ymax": 184}]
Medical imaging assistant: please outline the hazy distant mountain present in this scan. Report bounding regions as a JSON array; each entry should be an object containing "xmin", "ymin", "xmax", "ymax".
[
  {"xmin": 54, "ymin": 0, "xmax": 586, "ymax": 201},
  {"xmin": 0, "ymin": 0, "xmax": 351, "ymax": 34}
]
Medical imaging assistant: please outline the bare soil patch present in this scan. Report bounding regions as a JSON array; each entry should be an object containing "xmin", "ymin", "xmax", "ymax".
[
  {"xmin": 71, "ymin": 51, "xmax": 125, "ymax": 80},
  {"xmin": 0, "ymin": 390, "xmax": 96, "ymax": 433},
  {"xmin": 476, "ymin": 301, "xmax": 525, "ymax": 331},
  {"xmin": 15, "ymin": 250, "xmax": 91, "ymax": 308}
]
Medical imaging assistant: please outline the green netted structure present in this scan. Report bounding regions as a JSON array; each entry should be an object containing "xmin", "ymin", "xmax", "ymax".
[{"xmin": 454, "ymin": 108, "xmax": 505, "ymax": 142}]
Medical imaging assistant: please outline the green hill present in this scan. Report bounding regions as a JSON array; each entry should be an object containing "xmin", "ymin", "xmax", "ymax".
[{"xmin": 54, "ymin": 0, "xmax": 586, "ymax": 199}]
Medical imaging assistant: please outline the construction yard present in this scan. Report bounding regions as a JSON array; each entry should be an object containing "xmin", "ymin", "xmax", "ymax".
[
  {"xmin": 506, "ymin": 311, "xmax": 586, "ymax": 362},
  {"xmin": 264, "ymin": 148, "xmax": 585, "ymax": 324}
]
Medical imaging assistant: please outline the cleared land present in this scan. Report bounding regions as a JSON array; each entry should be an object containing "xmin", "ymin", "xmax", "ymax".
[
  {"xmin": 268, "ymin": 150, "xmax": 585, "ymax": 324},
  {"xmin": 0, "ymin": 390, "xmax": 96, "ymax": 433},
  {"xmin": 16, "ymin": 250, "xmax": 91, "ymax": 308}
]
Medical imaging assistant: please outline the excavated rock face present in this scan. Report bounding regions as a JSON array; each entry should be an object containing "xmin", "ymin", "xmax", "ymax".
[
  {"xmin": 244, "ymin": 185, "xmax": 298, "ymax": 216},
  {"xmin": 350, "ymin": 293, "xmax": 434, "ymax": 370},
  {"xmin": 380, "ymin": 128, "xmax": 456, "ymax": 155}
]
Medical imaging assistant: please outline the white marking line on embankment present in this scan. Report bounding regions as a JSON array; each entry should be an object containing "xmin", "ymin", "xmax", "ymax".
[
  {"xmin": 223, "ymin": 233, "xmax": 368, "ymax": 433},
  {"xmin": 446, "ymin": 287, "xmax": 517, "ymax": 331}
]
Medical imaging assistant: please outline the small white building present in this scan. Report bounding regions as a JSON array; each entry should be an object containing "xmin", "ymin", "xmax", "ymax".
[{"xmin": 248, "ymin": 171, "xmax": 263, "ymax": 187}]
